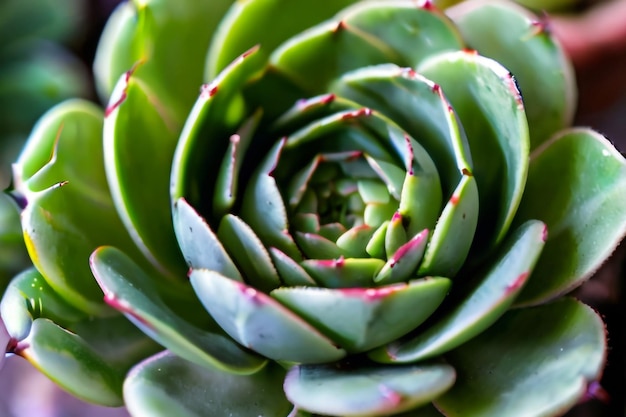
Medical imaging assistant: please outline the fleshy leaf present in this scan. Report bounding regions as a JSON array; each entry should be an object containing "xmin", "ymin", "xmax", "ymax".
[
  {"xmin": 94, "ymin": 0, "xmax": 229, "ymax": 121},
  {"xmin": 17, "ymin": 318, "xmax": 124, "ymax": 406},
  {"xmin": 1, "ymin": 268, "xmax": 86, "ymax": 341},
  {"xmin": 170, "ymin": 46, "xmax": 265, "ymax": 219},
  {"xmin": 375, "ymin": 229, "xmax": 430, "ymax": 285},
  {"xmin": 217, "ymin": 214, "xmax": 281, "ymax": 292},
  {"xmin": 1, "ymin": 270, "xmax": 160, "ymax": 376},
  {"xmin": 104, "ymin": 65, "xmax": 185, "ymax": 281},
  {"xmin": 213, "ymin": 110, "xmax": 262, "ymax": 217},
  {"xmin": 172, "ymin": 198, "xmax": 242, "ymax": 280},
  {"xmin": 271, "ymin": 1, "xmax": 464, "ymax": 94},
  {"xmin": 418, "ymin": 173, "xmax": 478, "ymax": 277},
  {"xmin": 419, "ymin": 50, "xmax": 528, "ymax": 251},
  {"xmin": 372, "ymin": 220, "xmax": 546, "ymax": 363},
  {"xmin": 437, "ymin": 298, "xmax": 606, "ymax": 417},
  {"xmin": 207, "ymin": 0, "xmax": 359, "ymax": 78},
  {"xmin": 190, "ymin": 269, "xmax": 347, "ymax": 363},
  {"xmin": 513, "ymin": 128, "xmax": 626, "ymax": 305},
  {"xmin": 240, "ymin": 139, "xmax": 301, "ymax": 261},
  {"xmin": 269, "ymin": 247, "xmax": 317, "ymax": 287},
  {"xmin": 301, "ymin": 257, "xmax": 386, "ymax": 288},
  {"xmin": 447, "ymin": 0, "xmax": 576, "ymax": 149},
  {"xmin": 125, "ymin": 351, "xmax": 291, "ymax": 417},
  {"xmin": 272, "ymin": 277, "xmax": 451, "ymax": 352},
  {"xmin": 12, "ymin": 100, "xmax": 146, "ymax": 315},
  {"xmin": 330, "ymin": 65, "xmax": 472, "ymax": 199},
  {"xmin": 90, "ymin": 246, "xmax": 266, "ymax": 374},
  {"xmin": 285, "ymin": 362, "xmax": 456, "ymax": 416}
]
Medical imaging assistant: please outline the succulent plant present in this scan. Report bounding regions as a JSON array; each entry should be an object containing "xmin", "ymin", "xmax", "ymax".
[{"xmin": 2, "ymin": 0, "xmax": 626, "ymax": 416}]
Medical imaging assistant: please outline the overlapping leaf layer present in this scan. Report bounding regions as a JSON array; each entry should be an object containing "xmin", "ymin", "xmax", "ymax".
[{"xmin": 2, "ymin": 1, "xmax": 625, "ymax": 416}]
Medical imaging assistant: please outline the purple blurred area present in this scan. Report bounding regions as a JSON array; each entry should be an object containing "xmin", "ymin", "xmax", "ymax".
[{"xmin": 0, "ymin": 356, "xmax": 130, "ymax": 417}]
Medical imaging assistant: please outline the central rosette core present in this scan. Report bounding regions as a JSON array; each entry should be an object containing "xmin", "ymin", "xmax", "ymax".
[
  {"xmin": 243, "ymin": 94, "xmax": 447, "ymax": 289},
  {"xmin": 288, "ymin": 151, "xmax": 399, "ymax": 253}
]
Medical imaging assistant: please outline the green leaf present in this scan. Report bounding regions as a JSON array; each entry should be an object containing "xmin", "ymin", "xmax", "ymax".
[
  {"xmin": 19, "ymin": 318, "xmax": 124, "ymax": 406},
  {"xmin": 172, "ymin": 198, "xmax": 242, "ymax": 280},
  {"xmin": 331, "ymin": 65, "xmax": 472, "ymax": 200},
  {"xmin": 94, "ymin": 0, "xmax": 230, "ymax": 120},
  {"xmin": 337, "ymin": 2, "xmax": 464, "ymax": 68},
  {"xmin": 104, "ymin": 66, "xmax": 186, "ymax": 281},
  {"xmin": 447, "ymin": 0, "xmax": 576, "ymax": 149},
  {"xmin": 272, "ymin": 277, "xmax": 450, "ymax": 352},
  {"xmin": 437, "ymin": 298, "xmax": 606, "ymax": 417},
  {"xmin": 375, "ymin": 229, "xmax": 430, "ymax": 285},
  {"xmin": 419, "ymin": 51, "xmax": 529, "ymax": 251},
  {"xmin": 125, "ymin": 352, "xmax": 292, "ymax": 417},
  {"xmin": 1, "ymin": 268, "xmax": 86, "ymax": 341},
  {"xmin": 513, "ymin": 129, "xmax": 626, "ymax": 305},
  {"xmin": 269, "ymin": 247, "xmax": 317, "ymax": 286},
  {"xmin": 190, "ymin": 268, "xmax": 347, "ymax": 364},
  {"xmin": 217, "ymin": 214, "xmax": 281, "ymax": 292},
  {"xmin": 170, "ymin": 46, "xmax": 265, "ymax": 220},
  {"xmin": 206, "ymin": 0, "xmax": 359, "ymax": 78},
  {"xmin": 69, "ymin": 314, "xmax": 162, "ymax": 373},
  {"xmin": 13, "ymin": 100, "xmax": 145, "ymax": 315},
  {"xmin": 371, "ymin": 220, "xmax": 546, "ymax": 363},
  {"xmin": 301, "ymin": 257, "xmax": 386, "ymax": 288},
  {"xmin": 418, "ymin": 173, "xmax": 478, "ymax": 277},
  {"xmin": 240, "ymin": 140, "xmax": 301, "ymax": 261},
  {"xmin": 90, "ymin": 246, "xmax": 266, "ymax": 374},
  {"xmin": 270, "ymin": 1, "xmax": 464, "ymax": 94},
  {"xmin": 213, "ymin": 110, "xmax": 262, "ymax": 217},
  {"xmin": 2, "ymin": 270, "xmax": 160, "ymax": 376},
  {"xmin": 284, "ymin": 362, "xmax": 456, "ymax": 416}
]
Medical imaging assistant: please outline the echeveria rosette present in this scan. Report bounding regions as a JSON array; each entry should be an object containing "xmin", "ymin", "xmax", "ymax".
[{"xmin": 2, "ymin": 0, "xmax": 626, "ymax": 416}]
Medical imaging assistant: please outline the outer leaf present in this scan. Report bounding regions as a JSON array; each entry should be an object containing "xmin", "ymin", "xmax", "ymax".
[
  {"xmin": 447, "ymin": 0, "xmax": 576, "ymax": 149},
  {"xmin": 104, "ymin": 66, "xmax": 186, "ymax": 281},
  {"xmin": 18, "ymin": 318, "xmax": 124, "ymax": 406},
  {"xmin": 437, "ymin": 298, "xmax": 606, "ymax": 417},
  {"xmin": 206, "ymin": 0, "xmax": 359, "ymax": 78},
  {"xmin": 69, "ymin": 314, "xmax": 162, "ymax": 372},
  {"xmin": 12, "ymin": 100, "xmax": 145, "ymax": 315},
  {"xmin": 125, "ymin": 351, "xmax": 291, "ymax": 417},
  {"xmin": 270, "ymin": 1, "xmax": 464, "ymax": 94},
  {"xmin": 285, "ymin": 362, "xmax": 456, "ymax": 416},
  {"xmin": 91, "ymin": 246, "xmax": 266, "ymax": 374},
  {"xmin": 94, "ymin": 0, "xmax": 230, "ymax": 120},
  {"xmin": 1, "ymin": 268, "xmax": 86, "ymax": 341},
  {"xmin": 513, "ymin": 128, "xmax": 626, "ymax": 305}
]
